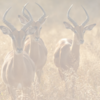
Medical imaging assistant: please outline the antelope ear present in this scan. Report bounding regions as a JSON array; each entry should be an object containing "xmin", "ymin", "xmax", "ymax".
[
  {"xmin": 84, "ymin": 24, "xmax": 96, "ymax": 31},
  {"xmin": 26, "ymin": 27, "xmax": 36, "ymax": 35},
  {"xmin": 0, "ymin": 26, "xmax": 11, "ymax": 35},
  {"xmin": 18, "ymin": 15, "xmax": 27, "ymax": 25},
  {"xmin": 63, "ymin": 21, "xmax": 75, "ymax": 32}
]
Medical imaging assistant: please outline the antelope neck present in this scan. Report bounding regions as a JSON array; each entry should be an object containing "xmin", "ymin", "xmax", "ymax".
[
  {"xmin": 14, "ymin": 52, "xmax": 23, "ymax": 61},
  {"xmin": 13, "ymin": 51, "xmax": 25, "ymax": 71},
  {"xmin": 29, "ymin": 37, "xmax": 40, "ymax": 62},
  {"xmin": 70, "ymin": 34, "xmax": 80, "ymax": 58}
]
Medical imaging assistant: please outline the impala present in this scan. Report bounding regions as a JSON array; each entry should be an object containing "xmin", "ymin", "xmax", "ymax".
[
  {"xmin": 0, "ymin": 5, "xmax": 36, "ymax": 100},
  {"xmin": 18, "ymin": 3, "xmax": 47, "ymax": 82},
  {"xmin": 54, "ymin": 5, "xmax": 96, "ymax": 98}
]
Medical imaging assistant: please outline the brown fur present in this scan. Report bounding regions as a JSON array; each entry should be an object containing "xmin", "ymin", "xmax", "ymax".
[
  {"xmin": 54, "ymin": 17, "xmax": 95, "ymax": 99},
  {"xmin": 24, "ymin": 37, "xmax": 47, "ymax": 82},
  {"xmin": 1, "ymin": 29, "xmax": 36, "ymax": 100},
  {"xmin": 18, "ymin": 12, "xmax": 47, "ymax": 82}
]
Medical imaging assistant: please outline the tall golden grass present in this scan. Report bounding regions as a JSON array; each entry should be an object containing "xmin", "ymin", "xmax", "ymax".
[{"xmin": 0, "ymin": 0, "xmax": 100, "ymax": 100}]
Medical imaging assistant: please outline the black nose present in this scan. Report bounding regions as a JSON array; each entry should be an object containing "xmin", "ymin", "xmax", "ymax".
[
  {"xmin": 80, "ymin": 40, "xmax": 84, "ymax": 44},
  {"xmin": 17, "ymin": 48, "xmax": 23, "ymax": 53}
]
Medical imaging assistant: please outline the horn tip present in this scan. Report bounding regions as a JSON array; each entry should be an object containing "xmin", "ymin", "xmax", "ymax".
[
  {"xmin": 24, "ymin": 3, "xmax": 29, "ymax": 8},
  {"xmin": 68, "ymin": 4, "xmax": 73, "ymax": 13},
  {"xmin": 8, "ymin": 7, "xmax": 12, "ymax": 10},
  {"xmin": 69, "ymin": 4, "xmax": 73, "ymax": 9},
  {"xmin": 67, "ymin": 5, "xmax": 72, "ymax": 17},
  {"xmin": 70, "ymin": 4, "xmax": 73, "ymax": 8},
  {"xmin": 35, "ymin": 2, "xmax": 39, "ymax": 5},
  {"xmin": 81, "ymin": 5, "xmax": 85, "ymax": 9}
]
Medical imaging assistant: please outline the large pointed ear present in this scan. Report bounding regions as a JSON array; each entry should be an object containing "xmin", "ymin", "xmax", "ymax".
[
  {"xmin": 84, "ymin": 24, "xmax": 96, "ymax": 31},
  {"xmin": 0, "ymin": 26, "xmax": 11, "ymax": 35},
  {"xmin": 18, "ymin": 15, "xmax": 28, "ymax": 25},
  {"xmin": 25, "ymin": 27, "xmax": 36, "ymax": 35},
  {"xmin": 63, "ymin": 21, "xmax": 75, "ymax": 32}
]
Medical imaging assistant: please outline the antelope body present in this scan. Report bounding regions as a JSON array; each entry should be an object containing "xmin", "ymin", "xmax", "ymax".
[
  {"xmin": 18, "ymin": 3, "xmax": 47, "ymax": 82},
  {"xmin": 54, "ymin": 5, "xmax": 96, "ymax": 80},
  {"xmin": 0, "ymin": 5, "xmax": 36, "ymax": 100},
  {"xmin": 54, "ymin": 5, "xmax": 96, "ymax": 98}
]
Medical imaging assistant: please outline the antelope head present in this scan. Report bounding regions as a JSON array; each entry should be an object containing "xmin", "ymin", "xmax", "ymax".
[
  {"xmin": 0, "ymin": 4, "xmax": 33, "ymax": 54},
  {"xmin": 64, "ymin": 5, "xmax": 96, "ymax": 44},
  {"xmin": 18, "ymin": 3, "xmax": 47, "ymax": 41}
]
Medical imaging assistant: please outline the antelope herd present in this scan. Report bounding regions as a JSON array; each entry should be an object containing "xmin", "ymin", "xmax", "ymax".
[{"xmin": 0, "ymin": 3, "xmax": 96, "ymax": 100}]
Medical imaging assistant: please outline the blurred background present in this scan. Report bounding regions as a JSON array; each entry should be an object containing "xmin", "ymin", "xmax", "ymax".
[
  {"xmin": 0, "ymin": 0, "xmax": 99, "ymax": 28},
  {"xmin": 0, "ymin": 0, "xmax": 100, "ymax": 100}
]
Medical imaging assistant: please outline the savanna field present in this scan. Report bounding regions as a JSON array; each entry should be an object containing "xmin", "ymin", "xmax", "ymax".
[{"xmin": 0, "ymin": 0, "xmax": 100, "ymax": 100}]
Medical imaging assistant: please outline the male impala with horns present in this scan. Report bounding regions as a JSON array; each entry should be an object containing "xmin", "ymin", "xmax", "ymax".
[
  {"xmin": 18, "ymin": 3, "xmax": 47, "ymax": 82},
  {"xmin": 54, "ymin": 5, "xmax": 96, "ymax": 98},
  {"xmin": 0, "ymin": 4, "xmax": 36, "ymax": 100}
]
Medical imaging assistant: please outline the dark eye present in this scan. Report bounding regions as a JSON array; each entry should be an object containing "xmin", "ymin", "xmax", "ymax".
[
  {"xmin": 11, "ymin": 35, "xmax": 15, "ymax": 40},
  {"xmin": 74, "ymin": 30, "xmax": 77, "ymax": 33}
]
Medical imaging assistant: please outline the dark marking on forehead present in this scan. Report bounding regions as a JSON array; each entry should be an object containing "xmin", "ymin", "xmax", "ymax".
[
  {"xmin": 74, "ymin": 26, "xmax": 84, "ymax": 39},
  {"xmin": 79, "ymin": 26, "xmax": 84, "ymax": 38},
  {"xmin": 13, "ymin": 30, "xmax": 26, "ymax": 46},
  {"xmin": 17, "ymin": 32, "xmax": 20, "ymax": 46}
]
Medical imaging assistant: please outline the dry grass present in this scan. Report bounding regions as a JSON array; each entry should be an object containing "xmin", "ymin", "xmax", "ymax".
[{"xmin": 0, "ymin": 0, "xmax": 100, "ymax": 100}]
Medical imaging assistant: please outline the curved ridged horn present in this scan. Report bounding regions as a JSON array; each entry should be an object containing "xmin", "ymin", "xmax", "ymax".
[
  {"xmin": 21, "ymin": 3, "xmax": 33, "ymax": 31},
  {"xmin": 22, "ymin": 3, "xmax": 30, "ymax": 21},
  {"xmin": 35, "ymin": 3, "xmax": 46, "ymax": 21},
  {"xmin": 3, "ymin": 7, "xmax": 16, "ymax": 31},
  {"xmin": 67, "ymin": 5, "xmax": 78, "ymax": 27},
  {"xmin": 81, "ymin": 6, "xmax": 89, "ymax": 27}
]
